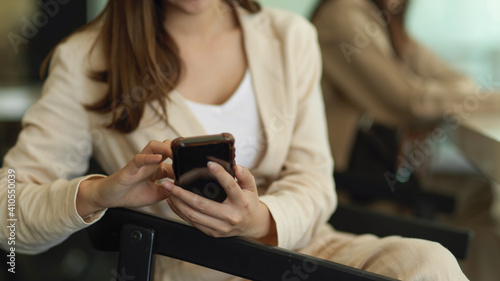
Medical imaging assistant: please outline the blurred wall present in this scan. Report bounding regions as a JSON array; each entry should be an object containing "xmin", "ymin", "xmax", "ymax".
[
  {"xmin": 86, "ymin": 0, "xmax": 320, "ymax": 21},
  {"xmin": 407, "ymin": 0, "xmax": 500, "ymax": 84},
  {"xmin": 259, "ymin": 0, "xmax": 320, "ymax": 18},
  {"xmin": 0, "ymin": 1, "xmax": 87, "ymax": 85}
]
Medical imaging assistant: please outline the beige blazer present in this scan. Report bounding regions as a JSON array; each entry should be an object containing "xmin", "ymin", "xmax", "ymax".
[
  {"xmin": 0, "ymin": 7, "xmax": 336, "ymax": 278},
  {"xmin": 312, "ymin": 0, "xmax": 478, "ymax": 172}
]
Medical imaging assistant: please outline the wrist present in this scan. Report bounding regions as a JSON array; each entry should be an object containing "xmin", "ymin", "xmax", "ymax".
[
  {"xmin": 252, "ymin": 202, "xmax": 277, "ymax": 245},
  {"xmin": 76, "ymin": 176, "xmax": 107, "ymax": 219}
]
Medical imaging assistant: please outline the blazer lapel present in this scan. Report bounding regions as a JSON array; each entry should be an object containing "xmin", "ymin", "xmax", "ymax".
[
  {"xmin": 165, "ymin": 90, "xmax": 207, "ymax": 137},
  {"xmin": 238, "ymin": 8, "xmax": 287, "ymax": 174}
]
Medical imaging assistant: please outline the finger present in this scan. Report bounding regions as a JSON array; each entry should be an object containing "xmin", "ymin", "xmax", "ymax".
[
  {"xmin": 163, "ymin": 181, "xmax": 229, "ymax": 221},
  {"xmin": 148, "ymin": 183, "xmax": 171, "ymax": 202},
  {"xmin": 159, "ymin": 163, "xmax": 175, "ymax": 180},
  {"xmin": 167, "ymin": 197, "xmax": 189, "ymax": 222},
  {"xmin": 206, "ymin": 156, "xmax": 231, "ymax": 171},
  {"xmin": 167, "ymin": 198, "xmax": 232, "ymax": 237},
  {"xmin": 140, "ymin": 140, "xmax": 173, "ymax": 159},
  {"xmin": 207, "ymin": 161, "xmax": 243, "ymax": 202},
  {"xmin": 190, "ymin": 221, "xmax": 234, "ymax": 238},
  {"xmin": 178, "ymin": 167, "xmax": 211, "ymax": 184},
  {"xmin": 167, "ymin": 193, "xmax": 228, "ymax": 232},
  {"xmin": 127, "ymin": 154, "xmax": 163, "ymax": 174},
  {"xmin": 162, "ymin": 139, "xmax": 173, "ymax": 161},
  {"xmin": 234, "ymin": 165, "xmax": 257, "ymax": 191}
]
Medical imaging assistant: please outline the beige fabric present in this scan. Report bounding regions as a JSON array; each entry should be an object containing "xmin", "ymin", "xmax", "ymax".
[
  {"xmin": 312, "ymin": 0, "xmax": 477, "ymax": 171},
  {"xmin": 0, "ymin": 6, "xmax": 467, "ymax": 280}
]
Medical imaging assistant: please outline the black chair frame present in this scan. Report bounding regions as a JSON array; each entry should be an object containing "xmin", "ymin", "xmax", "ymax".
[{"xmin": 87, "ymin": 204, "xmax": 472, "ymax": 281}]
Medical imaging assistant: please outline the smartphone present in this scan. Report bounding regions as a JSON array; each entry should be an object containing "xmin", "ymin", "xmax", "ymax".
[{"xmin": 171, "ymin": 133, "xmax": 235, "ymax": 203}]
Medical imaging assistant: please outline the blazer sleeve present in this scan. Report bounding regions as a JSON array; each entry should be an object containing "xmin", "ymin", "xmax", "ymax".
[
  {"xmin": 404, "ymin": 40, "xmax": 471, "ymax": 82},
  {"xmin": 259, "ymin": 19, "xmax": 336, "ymax": 251},
  {"xmin": 0, "ymin": 40, "xmax": 106, "ymax": 255},
  {"xmin": 315, "ymin": 6, "xmax": 477, "ymax": 126}
]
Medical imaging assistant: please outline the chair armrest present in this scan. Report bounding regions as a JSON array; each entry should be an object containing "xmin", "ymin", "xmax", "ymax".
[
  {"xmin": 87, "ymin": 208, "xmax": 397, "ymax": 281},
  {"xmin": 329, "ymin": 203, "xmax": 473, "ymax": 259}
]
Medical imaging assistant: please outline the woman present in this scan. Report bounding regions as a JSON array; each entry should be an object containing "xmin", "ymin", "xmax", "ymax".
[
  {"xmin": 312, "ymin": 0, "xmax": 480, "ymax": 210},
  {"xmin": 0, "ymin": 0, "xmax": 468, "ymax": 280}
]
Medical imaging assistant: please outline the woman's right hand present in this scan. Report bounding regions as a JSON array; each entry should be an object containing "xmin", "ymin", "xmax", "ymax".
[{"xmin": 76, "ymin": 140, "xmax": 174, "ymax": 218}]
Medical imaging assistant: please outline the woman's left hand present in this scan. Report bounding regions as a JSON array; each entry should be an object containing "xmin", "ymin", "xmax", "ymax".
[{"xmin": 163, "ymin": 162, "xmax": 275, "ymax": 240}]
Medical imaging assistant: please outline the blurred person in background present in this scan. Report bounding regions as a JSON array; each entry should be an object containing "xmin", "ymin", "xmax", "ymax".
[{"xmin": 312, "ymin": 0, "xmax": 498, "ymax": 216}]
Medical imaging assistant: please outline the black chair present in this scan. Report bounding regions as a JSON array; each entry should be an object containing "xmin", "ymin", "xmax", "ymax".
[
  {"xmin": 334, "ymin": 125, "xmax": 456, "ymax": 219},
  {"xmin": 87, "ymin": 204, "xmax": 472, "ymax": 281}
]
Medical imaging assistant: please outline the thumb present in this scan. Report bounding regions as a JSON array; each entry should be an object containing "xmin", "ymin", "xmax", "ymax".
[{"xmin": 235, "ymin": 165, "xmax": 256, "ymax": 192}]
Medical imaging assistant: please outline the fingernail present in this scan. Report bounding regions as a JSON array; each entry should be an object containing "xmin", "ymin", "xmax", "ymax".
[
  {"xmin": 237, "ymin": 165, "xmax": 243, "ymax": 174},
  {"xmin": 207, "ymin": 161, "xmax": 216, "ymax": 171},
  {"xmin": 163, "ymin": 182, "xmax": 173, "ymax": 191}
]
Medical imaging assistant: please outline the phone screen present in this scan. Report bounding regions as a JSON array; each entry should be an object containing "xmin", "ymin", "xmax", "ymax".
[
  {"xmin": 175, "ymin": 143, "xmax": 232, "ymax": 176},
  {"xmin": 172, "ymin": 134, "xmax": 235, "ymax": 203}
]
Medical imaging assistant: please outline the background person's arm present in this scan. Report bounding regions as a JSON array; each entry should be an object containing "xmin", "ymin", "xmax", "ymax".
[{"xmin": 314, "ymin": 1, "xmax": 478, "ymax": 127}]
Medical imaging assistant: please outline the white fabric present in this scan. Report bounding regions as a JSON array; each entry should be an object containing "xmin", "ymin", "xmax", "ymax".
[{"xmin": 182, "ymin": 70, "xmax": 264, "ymax": 169}]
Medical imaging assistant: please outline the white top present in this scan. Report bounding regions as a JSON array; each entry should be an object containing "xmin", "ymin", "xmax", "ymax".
[{"xmin": 182, "ymin": 70, "xmax": 264, "ymax": 169}]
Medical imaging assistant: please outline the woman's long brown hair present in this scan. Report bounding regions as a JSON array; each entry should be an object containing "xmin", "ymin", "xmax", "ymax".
[{"xmin": 42, "ymin": 0, "xmax": 260, "ymax": 133}]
